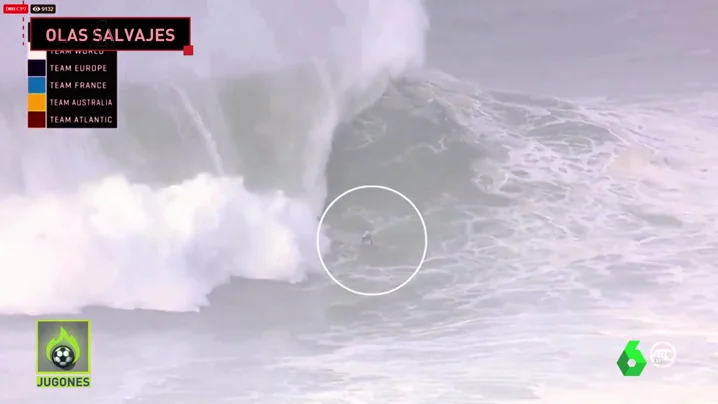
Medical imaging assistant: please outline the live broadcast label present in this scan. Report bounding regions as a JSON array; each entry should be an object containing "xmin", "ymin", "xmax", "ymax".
[{"xmin": 46, "ymin": 51, "xmax": 117, "ymax": 128}]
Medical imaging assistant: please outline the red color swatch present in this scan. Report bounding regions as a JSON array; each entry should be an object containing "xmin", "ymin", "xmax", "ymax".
[{"xmin": 28, "ymin": 111, "xmax": 46, "ymax": 128}]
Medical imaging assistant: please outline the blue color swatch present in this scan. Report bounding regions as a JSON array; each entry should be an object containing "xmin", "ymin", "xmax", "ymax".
[{"xmin": 28, "ymin": 77, "xmax": 46, "ymax": 94}]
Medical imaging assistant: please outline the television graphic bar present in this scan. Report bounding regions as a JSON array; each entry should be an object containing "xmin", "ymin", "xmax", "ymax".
[
  {"xmin": 29, "ymin": 17, "xmax": 193, "ymax": 54},
  {"xmin": 22, "ymin": 16, "xmax": 192, "ymax": 129}
]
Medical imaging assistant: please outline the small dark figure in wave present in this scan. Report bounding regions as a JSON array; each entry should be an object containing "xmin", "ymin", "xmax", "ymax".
[{"xmin": 361, "ymin": 231, "xmax": 373, "ymax": 245}]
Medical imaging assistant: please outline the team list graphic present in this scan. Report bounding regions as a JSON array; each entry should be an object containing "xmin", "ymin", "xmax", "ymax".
[
  {"xmin": 26, "ymin": 16, "xmax": 192, "ymax": 129},
  {"xmin": 46, "ymin": 50, "xmax": 117, "ymax": 128}
]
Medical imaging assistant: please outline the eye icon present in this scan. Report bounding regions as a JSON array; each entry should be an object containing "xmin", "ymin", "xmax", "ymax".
[{"xmin": 32, "ymin": 5, "xmax": 39, "ymax": 12}]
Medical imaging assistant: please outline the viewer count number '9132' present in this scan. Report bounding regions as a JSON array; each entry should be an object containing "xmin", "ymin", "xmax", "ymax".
[{"xmin": 30, "ymin": 4, "xmax": 56, "ymax": 14}]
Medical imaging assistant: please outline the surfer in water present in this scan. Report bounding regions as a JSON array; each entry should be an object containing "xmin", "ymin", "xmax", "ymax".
[
  {"xmin": 361, "ymin": 230, "xmax": 373, "ymax": 245},
  {"xmin": 317, "ymin": 214, "xmax": 373, "ymax": 245}
]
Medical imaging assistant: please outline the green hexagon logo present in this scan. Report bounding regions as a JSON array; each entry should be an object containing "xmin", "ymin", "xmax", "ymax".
[{"xmin": 617, "ymin": 340, "xmax": 647, "ymax": 376}]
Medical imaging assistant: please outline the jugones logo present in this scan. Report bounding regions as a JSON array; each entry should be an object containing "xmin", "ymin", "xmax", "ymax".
[
  {"xmin": 46, "ymin": 327, "xmax": 81, "ymax": 370},
  {"xmin": 36, "ymin": 320, "xmax": 92, "ymax": 388}
]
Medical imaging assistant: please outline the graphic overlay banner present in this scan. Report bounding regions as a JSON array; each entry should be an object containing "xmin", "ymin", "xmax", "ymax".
[
  {"xmin": 29, "ymin": 17, "xmax": 191, "ymax": 52},
  {"xmin": 46, "ymin": 51, "xmax": 118, "ymax": 128},
  {"xmin": 36, "ymin": 320, "xmax": 92, "ymax": 388}
]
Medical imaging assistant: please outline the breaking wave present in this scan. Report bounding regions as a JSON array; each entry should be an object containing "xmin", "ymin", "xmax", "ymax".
[{"xmin": 0, "ymin": 0, "xmax": 428, "ymax": 314}]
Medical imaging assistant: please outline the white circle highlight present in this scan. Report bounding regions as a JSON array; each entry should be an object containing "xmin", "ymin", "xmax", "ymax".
[{"xmin": 316, "ymin": 185, "xmax": 428, "ymax": 296}]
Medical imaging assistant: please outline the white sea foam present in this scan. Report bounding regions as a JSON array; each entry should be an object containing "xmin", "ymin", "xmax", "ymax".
[{"xmin": 0, "ymin": 174, "xmax": 327, "ymax": 313}]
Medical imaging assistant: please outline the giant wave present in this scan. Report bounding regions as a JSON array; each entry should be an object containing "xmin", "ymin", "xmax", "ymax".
[{"xmin": 0, "ymin": 0, "xmax": 428, "ymax": 314}]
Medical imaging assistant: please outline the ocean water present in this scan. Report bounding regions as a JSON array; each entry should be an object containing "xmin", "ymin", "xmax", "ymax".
[{"xmin": 1, "ymin": 0, "xmax": 717, "ymax": 403}]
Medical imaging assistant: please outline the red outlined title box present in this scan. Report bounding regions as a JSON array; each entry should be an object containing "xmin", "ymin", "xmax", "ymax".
[{"xmin": 29, "ymin": 17, "xmax": 192, "ymax": 55}]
